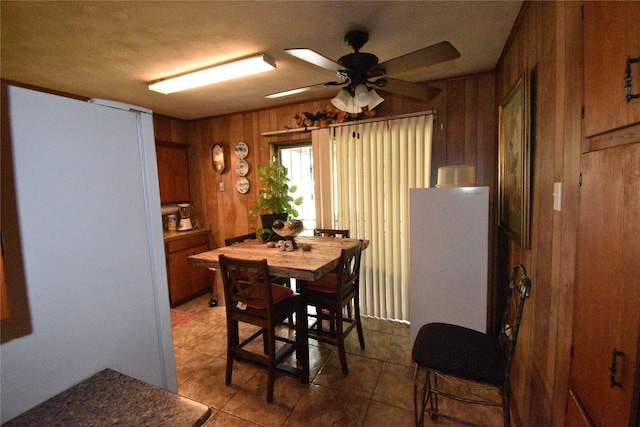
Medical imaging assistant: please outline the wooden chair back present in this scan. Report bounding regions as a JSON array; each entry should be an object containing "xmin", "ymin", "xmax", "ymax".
[
  {"xmin": 313, "ymin": 228, "xmax": 350, "ymax": 238},
  {"xmin": 225, "ymin": 232, "xmax": 257, "ymax": 246}
]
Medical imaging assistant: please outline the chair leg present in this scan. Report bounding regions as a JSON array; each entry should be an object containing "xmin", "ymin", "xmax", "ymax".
[
  {"xmin": 502, "ymin": 383, "xmax": 511, "ymax": 427},
  {"xmin": 414, "ymin": 365, "xmax": 426, "ymax": 427},
  {"xmin": 428, "ymin": 371, "xmax": 439, "ymax": 420},
  {"xmin": 226, "ymin": 320, "xmax": 239, "ymax": 385},
  {"xmin": 296, "ymin": 304, "xmax": 310, "ymax": 383},
  {"xmin": 336, "ymin": 312, "xmax": 349, "ymax": 375},
  {"xmin": 266, "ymin": 327, "xmax": 276, "ymax": 403},
  {"xmin": 354, "ymin": 300, "xmax": 365, "ymax": 349}
]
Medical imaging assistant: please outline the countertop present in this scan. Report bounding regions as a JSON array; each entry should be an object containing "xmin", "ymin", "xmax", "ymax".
[
  {"xmin": 163, "ymin": 225, "xmax": 210, "ymax": 243},
  {"xmin": 3, "ymin": 369, "xmax": 211, "ymax": 426}
]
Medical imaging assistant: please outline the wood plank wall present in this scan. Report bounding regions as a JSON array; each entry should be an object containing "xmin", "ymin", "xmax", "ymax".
[
  {"xmin": 182, "ymin": 72, "xmax": 497, "ymax": 253},
  {"xmin": 495, "ymin": 2, "xmax": 582, "ymax": 425}
]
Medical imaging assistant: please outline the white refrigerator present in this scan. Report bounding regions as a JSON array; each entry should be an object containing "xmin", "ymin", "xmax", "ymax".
[
  {"xmin": 409, "ymin": 187, "xmax": 489, "ymax": 346},
  {"xmin": 1, "ymin": 86, "xmax": 175, "ymax": 422}
]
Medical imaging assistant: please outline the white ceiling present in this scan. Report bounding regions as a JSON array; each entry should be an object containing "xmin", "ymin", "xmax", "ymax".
[{"xmin": 1, "ymin": 1, "xmax": 522, "ymax": 120}]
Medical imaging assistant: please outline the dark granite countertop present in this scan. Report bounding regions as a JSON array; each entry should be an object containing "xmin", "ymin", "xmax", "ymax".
[{"xmin": 3, "ymin": 369, "xmax": 211, "ymax": 426}]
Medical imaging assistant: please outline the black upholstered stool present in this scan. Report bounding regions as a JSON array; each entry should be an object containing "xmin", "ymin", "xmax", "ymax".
[{"xmin": 411, "ymin": 264, "xmax": 531, "ymax": 427}]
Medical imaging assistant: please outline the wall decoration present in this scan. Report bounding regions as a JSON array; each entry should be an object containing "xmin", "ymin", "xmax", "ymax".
[
  {"xmin": 235, "ymin": 159, "xmax": 249, "ymax": 176},
  {"xmin": 234, "ymin": 142, "xmax": 248, "ymax": 159},
  {"xmin": 211, "ymin": 143, "xmax": 226, "ymax": 173},
  {"xmin": 236, "ymin": 177, "xmax": 250, "ymax": 194},
  {"xmin": 498, "ymin": 70, "xmax": 531, "ymax": 249}
]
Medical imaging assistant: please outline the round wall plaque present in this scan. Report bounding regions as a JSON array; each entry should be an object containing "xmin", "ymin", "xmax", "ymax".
[
  {"xmin": 236, "ymin": 177, "xmax": 250, "ymax": 194},
  {"xmin": 235, "ymin": 142, "xmax": 249, "ymax": 159}
]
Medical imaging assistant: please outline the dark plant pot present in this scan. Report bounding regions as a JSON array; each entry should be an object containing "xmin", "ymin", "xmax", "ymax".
[{"xmin": 261, "ymin": 213, "xmax": 288, "ymax": 241}]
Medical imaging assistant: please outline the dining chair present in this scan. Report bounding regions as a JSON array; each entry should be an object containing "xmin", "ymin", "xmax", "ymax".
[
  {"xmin": 303, "ymin": 240, "xmax": 364, "ymax": 375},
  {"xmin": 224, "ymin": 232, "xmax": 256, "ymax": 246},
  {"xmin": 225, "ymin": 232, "xmax": 293, "ymax": 322},
  {"xmin": 411, "ymin": 264, "xmax": 531, "ymax": 427},
  {"xmin": 313, "ymin": 228, "xmax": 350, "ymax": 238},
  {"xmin": 218, "ymin": 255, "xmax": 309, "ymax": 402},
  {"xmin": 312, "ymin": 228, "xmax": 353, "ymax": 318}
]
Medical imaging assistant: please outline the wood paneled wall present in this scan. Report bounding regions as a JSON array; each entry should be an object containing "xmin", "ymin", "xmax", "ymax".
[
  {"xmin": 184, "ymin": 74, "xmax": 498, "ymax": 271},
  {"xmin": 496, "ymin": 2, "xmax": 582, "ymax": 425}
]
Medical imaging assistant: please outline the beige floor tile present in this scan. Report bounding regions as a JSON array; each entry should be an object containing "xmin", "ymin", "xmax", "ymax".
[
  {"xmin": 174, "ymin": 346, "xmax": 217, "ymax": 384},
  {"xmin": 372, "ymin": 362, "xmax": 414, "ymax": 411},
  {"xmin": 179, "ymin": 356, "xmax": 259, "ymax": 410},
  {"xmin": 363, "ymin": 400, "xmax": 414, "ymax": 427},
  {"xmin": 313, "ymin": 352, "xmax": 383, "ymax": 399},
  {"xmin": 174, "ymin": 294, "xmax": 505, "ymax": 427},
  {"xmin": 202, "ymin": 409, "xmax": 262, "ymax": 426},
  {"xmin": 284, "ymin": 384, "xmax": 370, "ymax": 427},
  {"xmin": 221, "ymin": 370, "xmax": 307, "ymax": 426},
  {"xmin": 172, "ymin": 320, "xmax": 217, "ymax": 348}
]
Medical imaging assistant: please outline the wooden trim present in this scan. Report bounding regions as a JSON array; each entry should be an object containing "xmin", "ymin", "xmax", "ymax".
[
  {"xmin": 582, "ymin": 123, "xmax": 640, "ymax": 153},
  {"xmin": 261, "ymin": 110, "xmax": 437, "ymax": 137}
]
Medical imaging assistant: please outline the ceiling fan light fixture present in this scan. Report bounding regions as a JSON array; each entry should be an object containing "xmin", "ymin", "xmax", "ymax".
[
  {"xmin": 330, "ymin": 88, "xmax": 352, "ymax": 111},
  {"xmin": 149, "ymin": 54, "xmax": 276, "ymax": 94},
  {"xmin": 367, "ymin": 89, "xmax": 385, "ymax": 110},
  {"xmin": 354, "ymin": 84, "xmax": 371, "ymax": 107},
  {"xmin": 345, "ymin": 96, "xmax": 363, "ymax": 114}
]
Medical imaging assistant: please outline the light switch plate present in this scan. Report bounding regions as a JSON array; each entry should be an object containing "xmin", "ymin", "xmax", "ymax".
[
  {"xmin": 219, "ymin": 182, "xmax": 225, "ymax": 192},
  {"xmin": 553, "ymin": 182, "xmax": 562, "ymax": 211}
]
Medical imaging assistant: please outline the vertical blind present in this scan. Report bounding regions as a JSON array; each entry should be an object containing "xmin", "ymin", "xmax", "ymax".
[{"xmin": 320, "ymin": 113, "xmax": 433, "ymax": 321}]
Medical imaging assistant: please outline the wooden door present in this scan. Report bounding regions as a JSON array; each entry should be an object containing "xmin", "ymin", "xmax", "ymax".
[
  {"xmin": 569, "ymin": 142, "xmax": 640, "ymax": 426},
  {"xmin": 583, "ymin": 1, "xmax": 640, "ymax": 137}
]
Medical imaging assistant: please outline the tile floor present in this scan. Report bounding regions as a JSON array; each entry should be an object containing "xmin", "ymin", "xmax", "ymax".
[{"xmin": 172, "ymin": 294, "xmax": 503, "ymax": 427}]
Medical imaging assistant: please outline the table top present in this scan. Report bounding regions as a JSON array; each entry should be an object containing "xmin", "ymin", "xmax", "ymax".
[
  {"xmin": 4, "ymin": 369, "xmax": 211, "ymax": 427},
  {"xmin": 188, "ymin": 236, "xmax": 367, "ymax": 281}
]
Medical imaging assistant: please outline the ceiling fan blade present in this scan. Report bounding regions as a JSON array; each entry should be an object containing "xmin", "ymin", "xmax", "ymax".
[
  {"xmin": 382, "ymin": 78, "xmax": 442, "ymax": 101},
  {"xmin": 265, "ymin": 81, "xmax": 343, "ymax": 99},
  {"xmin": 285, "ymin": 48, "xmax": 344, "ymax": 72},
  {"xmin": 379, "ymin": 41, "xmax": 460, "ymax": 76}
]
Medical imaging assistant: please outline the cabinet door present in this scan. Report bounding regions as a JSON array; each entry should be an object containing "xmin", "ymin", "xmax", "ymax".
[
  {"xmin": 167, "ymin": 243, "xmax": 211, "ymax": 306},
  {"xmin": 584, "ymin": 1, "xmax": 640, "ymax": 137},
  {"xmin": 570, "ymin": 143, "xmax": 640, "ymax": 426},
  {"xmin": 156, "ymin": 144, "xmax": 191, "ymax": 203}
]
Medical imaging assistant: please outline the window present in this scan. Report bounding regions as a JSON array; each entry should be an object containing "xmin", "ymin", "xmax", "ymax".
[{"xmin": 275, "ymin": 143, "xmax": 316, "ymax": 234}]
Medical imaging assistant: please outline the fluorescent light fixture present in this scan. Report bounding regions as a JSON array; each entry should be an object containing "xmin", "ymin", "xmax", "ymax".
[{"xmin": 149, "ymin": 54, "xmax": 276, "ymax": 94}]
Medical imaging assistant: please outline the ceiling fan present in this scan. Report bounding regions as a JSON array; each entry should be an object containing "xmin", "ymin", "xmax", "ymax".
[{"xmin": 265, "ymin": 29, "xmax": 460, "ymax": 112}]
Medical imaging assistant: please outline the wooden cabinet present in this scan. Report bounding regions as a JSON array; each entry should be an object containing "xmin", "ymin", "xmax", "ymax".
[
  {"xmin": 156, "ymin": 142, "xmax": 191, "ymax": 203},
  {"xmin": 166, "ymin": 232, "xmax": 211, "ymax": 307},
  {"xmin": 583, "ymin": 1, "xmax": 640, "ymax": 137},
  {"xmin": 568, "ymin": 142, "xmax": 640, "ymax": 426}
]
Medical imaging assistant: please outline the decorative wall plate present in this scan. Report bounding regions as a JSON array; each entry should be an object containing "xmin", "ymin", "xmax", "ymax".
[
  {"xmin": 234, "ymin": 142, "xmax": 249, "ymax": 159},
  {"xmin": 236, "ymin": 177, "xmax": 250, "ymax": 194},
  {"xmin": 235, "ymin": 159, "xmax": 249, "ymax": 176}
]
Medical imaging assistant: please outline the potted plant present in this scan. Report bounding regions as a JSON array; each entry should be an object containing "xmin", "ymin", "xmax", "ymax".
[{"xmin": 249, "ymin": 164, "xmax": 303, "ymax": 240}]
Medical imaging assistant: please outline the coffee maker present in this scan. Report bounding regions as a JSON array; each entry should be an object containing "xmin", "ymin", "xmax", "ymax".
[{"xmin": 177, "ymin": 203, "xmax": 193, "ymax": 231}]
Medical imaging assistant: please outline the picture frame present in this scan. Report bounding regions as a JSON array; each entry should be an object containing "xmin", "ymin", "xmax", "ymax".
[{"xmin": 498, "ymin": 70, "xmax": 531, "ymax": 249}]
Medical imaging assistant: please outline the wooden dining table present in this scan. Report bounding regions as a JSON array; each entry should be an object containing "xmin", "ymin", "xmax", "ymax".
[{"xmin": 188, "ymin": 236, "xmax": 367, "ymax": 282}]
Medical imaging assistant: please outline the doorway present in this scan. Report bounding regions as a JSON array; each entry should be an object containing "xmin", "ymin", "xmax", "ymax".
[{"xmin": 275, "ymin": 143, "xmax": 315, "ymax": 234}]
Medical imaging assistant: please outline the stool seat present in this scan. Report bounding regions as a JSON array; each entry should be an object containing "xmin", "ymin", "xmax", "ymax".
[
  {"xmin": 411, "ymin": 264, "xmax": 531, "ymax": 427},
  {"xmin": 412, "ymin": 323, "xmax": 504, "ymax": 386}
]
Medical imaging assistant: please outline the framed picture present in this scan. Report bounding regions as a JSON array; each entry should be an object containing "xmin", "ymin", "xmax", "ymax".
[{"xmin": 498, "ymin": 70, "xmax": 531, "ymax": 249}]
